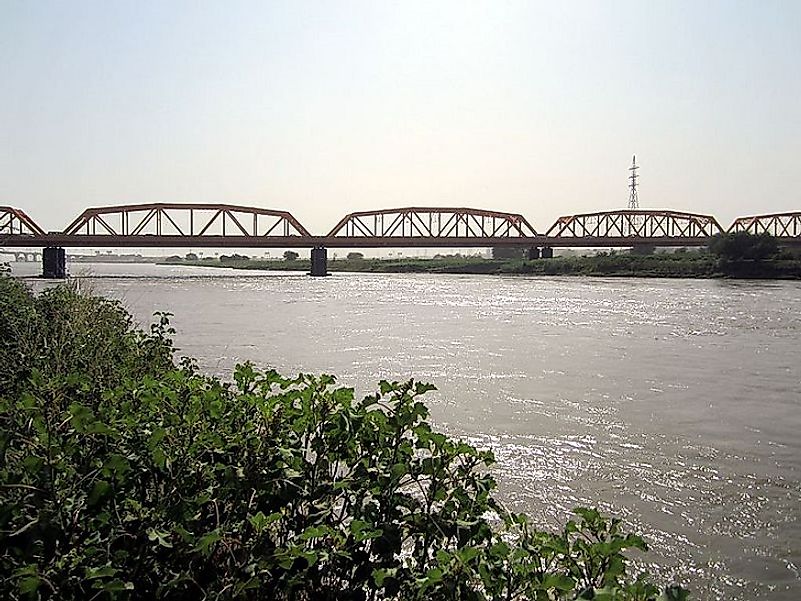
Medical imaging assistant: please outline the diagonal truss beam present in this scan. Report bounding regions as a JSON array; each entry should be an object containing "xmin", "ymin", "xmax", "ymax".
[
  {"xmin": 545, "ymin": 210, "xmax": 723, "ymax": 239},
  {"xmin": 326, "ymin": 207, "xmax": 538, "ymax": 238},
  {"xmin": 0, "ymin": 206, "xmax": 46, "ymax": 236},
  {"xmin": 62, "ymin": 203, "xmax": 311, "ymax": 237},
  {"xmin": 728, "ymin": 212, "xmax": 801, "ymax": 238}
]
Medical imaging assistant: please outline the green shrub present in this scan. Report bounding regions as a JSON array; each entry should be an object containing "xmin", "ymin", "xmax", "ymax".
[
  {"xmin": 0, "ymin": 278, "xmax": 174, "ymax": 400},
  {"xmin": 709, "ymin": 232, "xmax": 779, "ymax": 262},
  {"xmin": 0, "ymin": 278, "xmax": 37, "ymax": 395},
  {"xmin": 0, "ymin": 280, "xmax": 687, "ymax": 600}
]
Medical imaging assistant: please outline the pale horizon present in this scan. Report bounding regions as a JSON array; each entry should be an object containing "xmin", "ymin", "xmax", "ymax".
[{"xmin": 2, "ymin": 1, "xmax": 800, "ymax": 234}]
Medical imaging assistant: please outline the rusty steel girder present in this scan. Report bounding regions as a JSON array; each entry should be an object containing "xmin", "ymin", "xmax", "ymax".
[
  {"xmin": 62, "ymin": 203, "xmax": 311, "ymax": 238},
  {"xmin": 728, "ymin": 212, "xmax": 801, "ymax": 238},
  {"xmin": 0, "ymin": 206, "xmax": 46, "ymax": 236},
  {"xmin": 326, "ymin": 207, "xmax": 538, "ymax": 238},
  {"xmin": 546, "ymin": 210, "xmax": 722, "ymax": 239}
]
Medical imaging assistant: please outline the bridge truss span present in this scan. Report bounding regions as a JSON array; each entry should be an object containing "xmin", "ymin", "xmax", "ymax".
[
  {"xmin": 728, "ymin": 212, "xmax": 801, "ymax": 238},
  {"xmin": 62, "ymin": 203, "xmax": 311, "ymax": 238},
  {"xmin": 326, "ymin": 207, "xmax": 538, "ymax": 239},
  {"xmin": 0, "ymin": 206, "xmax": 45, "ymax": 236},
  {"xmin": 546, "ymin": 210, "xmax": 722, "ymax": 240}
]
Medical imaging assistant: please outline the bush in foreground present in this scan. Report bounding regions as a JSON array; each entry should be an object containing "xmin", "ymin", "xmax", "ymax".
[{"xmin": 0, "ymin": 278, "xmax": 687, "ymax": 600}]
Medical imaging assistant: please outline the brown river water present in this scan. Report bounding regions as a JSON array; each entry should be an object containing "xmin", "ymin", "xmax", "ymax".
[{"xmin": 13, "ymin": 261, "xmax": 801, "ymax": 600}]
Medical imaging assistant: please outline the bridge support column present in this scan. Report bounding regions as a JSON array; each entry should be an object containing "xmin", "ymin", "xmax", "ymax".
[
  {"xmin": 309, "ymin": 247, "xmax": 328, "ymax": 277},
  {"xmin": 42, "ymin": 247, "xmax": 67, "ymax": 279},
  {"xmin": 526, "ymin": 247, "xmax": 541, "ymax": 260},
  {"xmin": 631, "ymin": 244, "xmax": 655, "ymax": 255},
  {"xmin": 541, "ymin": 247, "xmax": 553, "ymax": 259}
]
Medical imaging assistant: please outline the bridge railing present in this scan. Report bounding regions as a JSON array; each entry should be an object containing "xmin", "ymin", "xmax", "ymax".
[
  {"xmin": 546, "ymin": 210, "xmax": 723, "ymax": 239},
  {"xmin": 61, "ymin": 203, "xmax": 311, "ymax": 238},
  {"xmin": 326, "ymin": 207, "xmax": 538, "ymax": 238}
]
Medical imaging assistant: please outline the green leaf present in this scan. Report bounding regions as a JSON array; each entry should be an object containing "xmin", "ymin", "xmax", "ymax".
[
  {"xmin": 96, "ymin": 579, "xmax": 135, "ymax": 592},
  {"xmin": 147, "ymin": 427, "xmax": 166, "ymax": 450},
  {"xmin": 543, "ymin": 573, "xmax": 575, "ymax": 592},
  {"xmin": 86, "ymin": 421, "xmax": 114, "ymax": 435},
  {"xmin": 18, "ymin": 576, "xmax": 41, "ymax": 594},
  {"xmin": 373, "ymin": 569, "xmax": 387, "ymax": 587},
  {"xmin": 151, "ymin": 446, "xmax": 167, "ymax": 468},
  {"xmin": 22, "ymin": 455, "xmax": 43, "ymax": 474},
  {"xmin": 86, "ymin": 565, "xmax": 118, "ymax": 580},
  {"xmin": 457, "ymin": 546, "xmax": 480, "ymax": 564},
  {"xmin": 69, "ymin": 403, "xmax": 95, "ymax": 431},
  {"xmin": 147, "ymin": 529, "xmax": 173, "ymax": 548},
  {"xmin": 87, "ymin": 480, "xmax": 111, "ymax": 507},
  {"xmin": 422, "ymin": 567, "xmax": 443, "ymax": 589},
  {"xmin": 194, "ymin": 531, "xmax": 221, "ymax": 555},
  {"xmin": 102, "ymin": 453, "xmax": 131, "ymax": 479},
  {"xmin": 300, "ymin": 525, "xmax": 329, "ymax": 540},
  {"xmin": 489, "ymin": 541, "xmax": 510, "ymax": 559},
  {"xmin": 250, "ymin": 511, "xmax": 282, "ymax": 532},
  {"xmin": 436, "ymin": 549, "xmax": 451, "ymax": 564}
]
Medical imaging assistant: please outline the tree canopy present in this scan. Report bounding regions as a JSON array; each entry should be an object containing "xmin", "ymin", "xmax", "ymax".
[{"xmin": 709, "ymin": 232, "xmax": 779, "ymax": 262}]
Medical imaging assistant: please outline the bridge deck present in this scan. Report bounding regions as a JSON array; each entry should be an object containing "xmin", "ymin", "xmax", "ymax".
[{"xmin": 0, "ymin": 234, "xmax": 718, "ymax": 249}]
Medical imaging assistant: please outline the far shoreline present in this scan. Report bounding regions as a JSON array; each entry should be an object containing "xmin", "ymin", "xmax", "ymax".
[{"xmin": 158, "ymin": 253, "xmax": 801, "ymax": 280}]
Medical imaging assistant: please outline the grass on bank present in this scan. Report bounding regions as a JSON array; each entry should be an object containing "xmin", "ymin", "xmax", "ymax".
[
  {"xmin": 163, "ymin": 248, "xmax": 801, "ymax": 279},
  {"xmin": 160, "ymin": 233, "xmax": 801, "ymax": 278},
  {"xmin": 0, "ymin": 277, "xmax": 689, "ymax": 600}
]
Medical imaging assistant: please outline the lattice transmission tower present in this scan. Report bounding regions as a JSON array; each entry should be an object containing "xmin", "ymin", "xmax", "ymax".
[{"xmin": 627, "ymin": 155, "xmax": 639, "ymax": 209}]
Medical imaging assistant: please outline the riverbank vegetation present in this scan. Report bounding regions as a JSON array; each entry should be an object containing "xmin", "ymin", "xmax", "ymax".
[
  {"xmin": 0, "ymin": 278, "xmax": 689, "ymax": 599},
  {"xmin": 162, "ymin": 233, "xmax": 801, "ymax": 279}
]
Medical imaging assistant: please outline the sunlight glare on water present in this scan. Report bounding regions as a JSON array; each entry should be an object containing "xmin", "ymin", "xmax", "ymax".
[{"xmin": 19, "ymin": 262, "xmax": 801, "ymax": 600}]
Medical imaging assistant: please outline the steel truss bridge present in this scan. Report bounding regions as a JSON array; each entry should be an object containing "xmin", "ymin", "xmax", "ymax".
[
  {"xmin": 728, "ymin": 212, "xmax": 801, "ymax": 238},
  {"xmin": 2, "ymin": 204, "xmax": 801, "ymax": 250},
  {"xmin": 3, "ymin": 203, "xmax": 799, "ymax": 276},
  {"xmin": 2, "ymin": 203, "xmax": 801, "ymax": 252}
]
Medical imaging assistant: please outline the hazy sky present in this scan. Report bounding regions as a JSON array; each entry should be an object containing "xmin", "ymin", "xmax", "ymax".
[{"xmin": 1, "ymin": 0, "xmax": 800, "ymax": 234}]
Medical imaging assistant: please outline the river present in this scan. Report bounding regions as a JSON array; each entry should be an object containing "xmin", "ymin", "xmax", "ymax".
[{"xmin": 13, "ymin": 261, "xmax": 801, "ymax": 600}]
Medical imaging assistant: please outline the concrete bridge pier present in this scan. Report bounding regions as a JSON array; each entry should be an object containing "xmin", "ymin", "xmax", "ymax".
[
  {"xmin": 526, "ymin": 247, "xmax": 553, "ymax": 259},
  {"xmin": 42, "ymin": 247, "xmax": 67, "ymax": 278},
  {"xmin": 310, "ymin": 246, "xmax": 328, "ymax": 277},
  {"xmin": 526, "ymin": 247, "xmax": 541, "ymax": 259}
]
